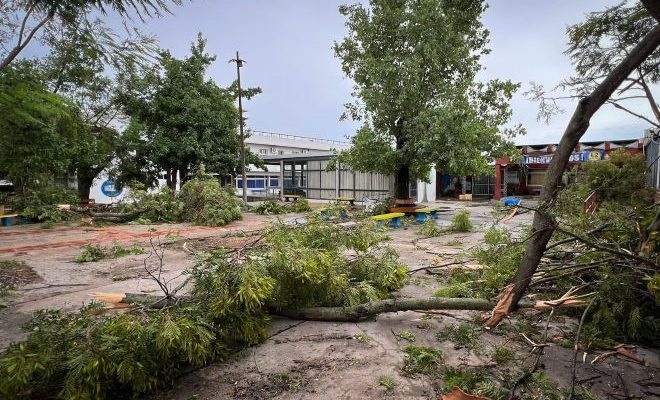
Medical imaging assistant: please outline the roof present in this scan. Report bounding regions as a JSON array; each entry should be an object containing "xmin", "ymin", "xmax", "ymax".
[{"xmin": 260, "ymin": 150, "xmax": 337, "ymax": 163}]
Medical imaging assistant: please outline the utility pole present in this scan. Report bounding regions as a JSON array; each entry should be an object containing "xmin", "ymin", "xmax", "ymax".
[{"xmin": 230, "ymin": 51, "xmax": 247, "ymax": 203}]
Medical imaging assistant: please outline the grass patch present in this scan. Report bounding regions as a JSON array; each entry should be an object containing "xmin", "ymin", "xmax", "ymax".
[
  {"xmin": 378, "ymin": 375, "xmax": 397, "ymax": 392},
  {"xmin": 448, "ymin": 209, "xmax": 473, "ymax": 232},
  {"xmin": 442, "ymin": 367, "xmax": 507, "ymax": 399},
  {"xmin": 272, "ymin": 371, "xmax": 301, "ymax": 391},
  {"xmin": 418, "ymin": 220, "xmax": 443, "ymax": 237},
  {"xmin": 402, "ymin": 345, "xmax": 443, "ymax": 376},
  {"xmin": 491, "ymin": 344, "xmax": 515, "ymax": 364},
  {"xmin": 75, "ymin": 243, "xmax": 145, "ymax": 263},
  {"xmin": 437, "ymin": 323, "xmax": 482, "ymax": 352},
  {"xmin": 355, "ymin": 333, "xmax": 370, "ymax": 343},
  {"xmin": 395, "ymin": 330, "xmax": 416, "ymax": 342}
]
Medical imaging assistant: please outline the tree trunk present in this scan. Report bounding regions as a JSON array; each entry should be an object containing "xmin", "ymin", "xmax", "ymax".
[
  {"xmin": 393, "ymin": 118, "xmax": 411, "ymax": 198},
  {"xmin": 77, "ymin": 175, "xmax": 94, "ymax": 201},
  {"xmin": 394, "ymin": 163, "xmax": 411, "ymax": 198},
  {"xmin": 506, "ymin": 23, "xmax": 660, "ymax": 310}
]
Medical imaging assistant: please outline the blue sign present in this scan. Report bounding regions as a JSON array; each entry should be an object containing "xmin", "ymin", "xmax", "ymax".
[
  {"xmin": 523, "ymin": 150, "xmax": 604, "ymax": 165},
  {"xmin": 101, "ymin": 180, "xmax": 123, "ymax": 197}
]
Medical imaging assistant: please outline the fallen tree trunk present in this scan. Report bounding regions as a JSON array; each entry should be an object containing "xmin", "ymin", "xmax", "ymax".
[
  {"xmin": 504, "ymin": 18, "xmax": 660, "ymax": 314},
  {"xmin": 94, "ymin": 292, "xmax": 586, "ymax": 322}
]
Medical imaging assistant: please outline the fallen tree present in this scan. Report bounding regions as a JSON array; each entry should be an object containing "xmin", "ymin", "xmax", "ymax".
[{"xmin": 500, "ymin": 0, "xmax": 660, "ymax": 319}]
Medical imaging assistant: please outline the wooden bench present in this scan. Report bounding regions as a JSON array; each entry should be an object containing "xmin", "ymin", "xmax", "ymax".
[
  {"xmin": 371, "ymin": 212, "xmax": 405, "ymax": 228},
  {"xmin": 335, "ymin": 196, "xmax": 355, "ymax": 206},
  {"xmin": 0, "ymin": 214, "xmax": 19, "ymax": 227},
  {"xmin": 283, "ymin": 194, "xmax": 303, "ymax": 202}
]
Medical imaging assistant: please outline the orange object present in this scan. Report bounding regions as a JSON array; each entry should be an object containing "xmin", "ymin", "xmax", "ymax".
[{"xmin": 441, "ymin": 387, "xmax": 493, "ymax": 400}]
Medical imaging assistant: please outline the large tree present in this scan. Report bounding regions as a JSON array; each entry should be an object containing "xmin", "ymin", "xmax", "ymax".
[
  {"xmin": 333, "ymin": 0, "xmax": 522, "ymax": 198},
  {"xmin": 0, "ymin": 62, "xmax": 80, "ymax": 195},
  {"xmin": 116, "ymin": 35, "xmax": 242, "ymax": 189}
]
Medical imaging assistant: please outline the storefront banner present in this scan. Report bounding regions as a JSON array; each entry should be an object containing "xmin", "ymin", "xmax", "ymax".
[{"xmin": 522, "ymin": 150, "xmax": 603, "ymax": 165}]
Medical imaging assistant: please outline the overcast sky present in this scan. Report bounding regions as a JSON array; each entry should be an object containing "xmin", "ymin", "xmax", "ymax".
[{"xmin": 104, "ymin": 0, "xmax": 655, "ymax": 144}]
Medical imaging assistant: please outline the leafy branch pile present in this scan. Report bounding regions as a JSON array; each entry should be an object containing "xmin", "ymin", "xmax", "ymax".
[
  {"xmin": 252, "ymin": 198, "xmax": 312, "ymax": 215},
  {"xmin": 120, "ymin": 171, "xmax": 242, "ymax": 226},
  {"xmin": 436, "ymin": 151, "xmax": 659, "ymax": 346},
  {"xmin": 0, "ymin": 219, "xmax": 407, "ymax": 399}
]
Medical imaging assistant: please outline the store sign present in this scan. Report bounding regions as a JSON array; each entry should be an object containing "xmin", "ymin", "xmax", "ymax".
[
  {"xmin": 101, "ymin": 180, "xmax": 123, "ymax": 197},
  {"xmin": 523, "ymin": 150, "xmax": 604, "ymax": 165}
]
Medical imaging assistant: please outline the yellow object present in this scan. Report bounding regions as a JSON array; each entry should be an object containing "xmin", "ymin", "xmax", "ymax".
[
  {"xmin": 371, "ymin": 212, "xmax": 405, "ymax": 221},
  {"xmin": 458, "ymin": 194, "xmax": 472, "ymax": 201},
  {"xmin": 336, "ymin": 196, "xmax": 354, "ymax": 201},
  {"xmin": 0, "ymin": 214, "xmax": 18, "ymax": 218},
  {"xmin": 415, "ymin": 208, "xmax": 431, "ymax": 213}
]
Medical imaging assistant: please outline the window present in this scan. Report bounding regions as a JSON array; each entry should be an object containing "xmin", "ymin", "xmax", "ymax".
[
  {"xmin": 527, "ymin": 171, "xmax": 546, "ymax": 186},
  {"xmin": 235, "ymin": 179, "xmax": 243, "ymax": 188},
  {"xmin": 269, "ymin": 178, "xmax": 278, "ymax": 187}
]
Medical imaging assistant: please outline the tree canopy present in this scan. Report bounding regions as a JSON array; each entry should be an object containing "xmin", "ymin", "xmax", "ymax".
[
  {"xmin": 115, "ymin": 34, "xmax": 242, "ymax": 189},
  {"xmin": 333, "ymin": 0, "xmax": 522, "ymax": 197}
]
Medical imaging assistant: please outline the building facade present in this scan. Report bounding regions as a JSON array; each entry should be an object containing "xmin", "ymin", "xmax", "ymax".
[{"xmin": 493, "ymin": 138, "xmax": 644, "ymax": 199}]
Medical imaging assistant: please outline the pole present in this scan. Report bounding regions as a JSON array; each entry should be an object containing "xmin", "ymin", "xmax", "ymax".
[{"xmin": 231, "ymin": 51, "xmax": 248, "ymax": 203}]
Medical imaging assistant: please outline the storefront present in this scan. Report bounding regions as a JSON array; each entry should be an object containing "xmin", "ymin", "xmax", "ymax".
[{"xmin": 493, "ymin": 139, "xmax": 643, "ymax": 199}]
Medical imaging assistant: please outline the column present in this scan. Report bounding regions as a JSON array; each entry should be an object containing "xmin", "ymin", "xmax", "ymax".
[{"xmin": 279, "ymin": 160, "xmax": 284, "ymax": 201}]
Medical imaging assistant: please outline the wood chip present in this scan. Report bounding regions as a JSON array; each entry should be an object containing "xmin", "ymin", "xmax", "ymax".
[{"xmin": 440, "ymin": 387, "xmax": 493, "ymax": 400}]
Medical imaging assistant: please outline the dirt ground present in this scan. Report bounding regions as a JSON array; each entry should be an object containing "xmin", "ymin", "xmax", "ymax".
[{"xmin": 1, "ymin": 200, "xmax": 658, "ymax": 399}]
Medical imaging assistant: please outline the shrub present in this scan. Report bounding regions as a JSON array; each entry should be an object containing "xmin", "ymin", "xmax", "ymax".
[
  {"xmin": 448, "ymin": 209, "xmax": 473, "ymax": 232},
  {"xmin": 437, "ymin": 323, "xmax": 482, "ymax": 352},
  {"xmin": 418, "ymin": 219, "xmax": 443, "ymax": 237},
  {"xmin": 378, "ymin": 375, "xmax": 397, "ymax": 392},
  {"xmin": 75, "ymin": 243, "xmax": 144, "ymax": 263}
]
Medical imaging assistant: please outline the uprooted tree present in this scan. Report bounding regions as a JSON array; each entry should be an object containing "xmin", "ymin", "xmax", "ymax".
[
  {"xmin": 497, "ymin": 0, "xmax": 660, "ymax": 318},
  {"xmin": 332, "ymin": 0, "xmax": 522, "ymax": 198}
]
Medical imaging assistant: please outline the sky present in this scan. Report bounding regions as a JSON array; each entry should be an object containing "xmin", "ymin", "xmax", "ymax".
[{"xmin": 97, "ymin": 0, "xmax": 656, "ymax": 144}]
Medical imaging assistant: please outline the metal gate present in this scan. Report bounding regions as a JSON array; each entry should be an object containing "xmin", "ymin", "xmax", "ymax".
[{"xmin": 472, "ymin": 175, "xmax": 494, "ymax": 198}]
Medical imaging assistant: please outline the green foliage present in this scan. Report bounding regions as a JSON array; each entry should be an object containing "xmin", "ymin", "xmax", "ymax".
[
  {"xmin": 437, "ymin": 323, "xmax": 482, "ymax": 353},
  {"xmin": 491, "ymin": 344, "xmax": 515, "ymax": 364},
  {"xmin": 448, "ymin": 209, "xmax": 473, "ymax": 232},
  {"xmin": 122, "ymin": 184, "xmax": 184, "ymax": 223},
  {"xmin": 378, "ymin": 375, "xmax": 397, "ymax": 392},
  {"xmin": 253, "ymin": 200, "xmax": 287, "ymax": 215},
  {"xmin": 435, "ymin": 226, "xmax": 526, "ymax": 299},
  {"xmin": 75, "ymin": 243, "xmax": 144, "ymax": 263},
  {"xmin": 0, "ymin": 304, "xmax": 219, "ymax": 399},
  {"xmin": 0, "ymin": 219, "xmax": 409, "ymax": 399},
  {"xmin": 418, "ymin": 220, "xmax": 443, "ymax": 237},
  {"xmin": 333, "ymin": 0, "xmax": 522, "ymax": 186},
  {"xmin": 262, "ymin": 220, "xmax": 407, "ymax": 308},
  {"xmin": 115, "ymin": 34, "xmax": 246, "ymax": 189},
  {"xmin": 402, "ymin": 345, "xmax": 443, "ymax": 376},
  {"xmin": 395, "ymin": 330, "xmax": 416, "ymax": 343},
  {"xmin": 288, "ymin": 198, "xmax": 311, "ymax": 213},
  {"xmin": 548, "ymin": 152, "xmax": 659, "ymax": 345},
  {"xmin": 355, "ymin": 333, "xmax": 370, "ymax": 343},
  {"xmin": 179, "ymin": 172, "xmax": 242, "ymax": 226}
]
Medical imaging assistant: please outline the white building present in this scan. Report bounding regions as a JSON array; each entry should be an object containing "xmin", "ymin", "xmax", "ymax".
[{"xmin": 237, "ymin": 130, "xmax": 350, "ymax": 197}]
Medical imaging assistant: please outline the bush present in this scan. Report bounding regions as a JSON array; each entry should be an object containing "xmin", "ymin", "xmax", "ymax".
[
  {"xmin": 75, "ymin": 243, "xmax": 144, "ymax": 263},
  {"xmin": 448, "ymin": 209, "xmax": 473, "ymax": 232},
  {"xmin": 15, "ymin": 184, "xmax": 78, "ymax": 222}
]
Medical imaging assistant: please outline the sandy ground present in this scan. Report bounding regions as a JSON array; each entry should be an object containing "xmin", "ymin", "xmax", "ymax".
[{"xmin": 1, "ymin": 201, "xmax": 658, "ymax": 399}]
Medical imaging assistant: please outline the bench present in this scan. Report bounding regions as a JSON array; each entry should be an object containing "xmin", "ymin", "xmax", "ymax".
[
  {"xmin": 0, "ymin": 214, "xmax": 18, "ymax": 227},
  {"xmin": 335, "ymin": 197, "xmax": 355, "ymax": 206},
  {"xmin": 414, "ymin": 206, "xmax": 451, "ymax": 222},
  {"xmin": 283, "ymin": 194, "xmax": 303, "ymax": 202},
  {"xmin": 371, "ymin": 212, "xmax": 405, "ymax": 228}
]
